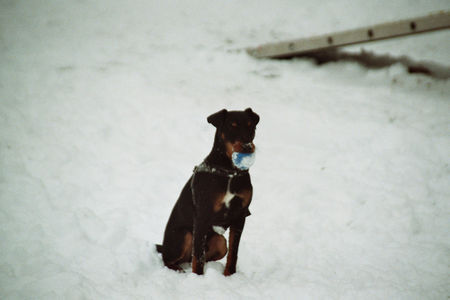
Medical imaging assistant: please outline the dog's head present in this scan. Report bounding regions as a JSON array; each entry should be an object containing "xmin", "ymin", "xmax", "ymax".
[{"xmin": 207, "ymin": 108, "xmax": 259, "ymax": 158}]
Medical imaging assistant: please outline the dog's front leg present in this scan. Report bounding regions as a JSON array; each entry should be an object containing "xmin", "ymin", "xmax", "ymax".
[
  {"xmin": 192, "ymin": 215, "xmax": 209, "ymax": 275},
  {"xmin": 224, "ymin": 216, "xmax": 246, "ymax": 276}
]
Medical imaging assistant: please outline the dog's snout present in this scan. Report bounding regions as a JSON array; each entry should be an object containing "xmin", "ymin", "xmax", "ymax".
[{"xmin": 241, "ymin": 143, "xmax": 255, "ymax": 153}]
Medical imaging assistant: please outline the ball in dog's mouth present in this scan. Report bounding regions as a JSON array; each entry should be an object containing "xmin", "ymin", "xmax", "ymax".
[{"xmin": 232, "ymin": 151, "xmax": 255, "ymax": 170}]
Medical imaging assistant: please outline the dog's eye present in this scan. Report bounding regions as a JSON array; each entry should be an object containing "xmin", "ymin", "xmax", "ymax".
[{"xmin": 247, "ymin": 121, "xmax": 252, "ymax": 126}]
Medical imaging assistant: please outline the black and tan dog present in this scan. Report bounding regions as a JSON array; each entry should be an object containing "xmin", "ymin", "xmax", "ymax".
[{"xmin": 156, "ymin": 108, "xmax": 259, "ymax": 275}]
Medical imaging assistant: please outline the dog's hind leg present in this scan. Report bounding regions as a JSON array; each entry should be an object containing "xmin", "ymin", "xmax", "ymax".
[
  {"xmin": 206, "ymin": 233, "xmax": 227, "ymax": 261},
  {"xmin": 162, "ymin": 231, "xmax": 193, "ymax": 271}
]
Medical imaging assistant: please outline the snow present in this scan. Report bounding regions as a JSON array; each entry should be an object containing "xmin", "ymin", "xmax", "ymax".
[
  {"xmin": 1, "ymin": 0, "xmax": 449, "ymax": 299},
  {"xmin": 213, "ymin": 226, "xmax": 226, "ymax": 235}
]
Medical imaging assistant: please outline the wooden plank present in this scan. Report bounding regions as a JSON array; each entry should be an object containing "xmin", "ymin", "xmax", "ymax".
[{"xmin": 246, "ymin": 11, "xmax": 450, "ymax": 59}]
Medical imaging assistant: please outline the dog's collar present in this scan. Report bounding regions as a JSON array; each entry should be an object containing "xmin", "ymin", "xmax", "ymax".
[{"xmin": 193, "ymin": 161, "xmax": 248, "ymax": 178}]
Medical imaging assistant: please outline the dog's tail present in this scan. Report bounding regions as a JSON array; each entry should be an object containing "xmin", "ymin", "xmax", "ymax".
[{"xmin": 155, "ymin": 244, "xmax": 163, "ymax": 253}]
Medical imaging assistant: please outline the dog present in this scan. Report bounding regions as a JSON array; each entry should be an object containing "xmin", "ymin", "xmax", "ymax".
[{"xmin": 156, "ymin": 108, "xmax": 259, "ymax": 275}]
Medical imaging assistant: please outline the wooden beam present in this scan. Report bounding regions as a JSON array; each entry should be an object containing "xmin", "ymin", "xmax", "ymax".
[{"xmin": 247, "ymin": 11, "xmax": 450, "ymax": 59}]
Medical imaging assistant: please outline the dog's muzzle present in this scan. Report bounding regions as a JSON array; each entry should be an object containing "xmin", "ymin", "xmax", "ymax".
[{"xmin": 241, "ymin": 142, "xmax": 255, "ymax": 153}]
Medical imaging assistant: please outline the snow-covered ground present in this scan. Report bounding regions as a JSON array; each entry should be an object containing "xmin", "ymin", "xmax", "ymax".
[{"xmin": 1, "ymin": 0, "xmax": 449, "ymax": 299}]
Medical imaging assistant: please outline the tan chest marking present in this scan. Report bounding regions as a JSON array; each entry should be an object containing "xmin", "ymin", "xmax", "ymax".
[
  {"xmin": 214, "ymin": 184, "xmax": 235, "ymax": 212},
  {"xmin": 214, "ymin": 185, "xmax": 252, "ymax": 212},
  {"xmin": 223, "ymin": 189, "xmax": 234, "ymax": 208}
]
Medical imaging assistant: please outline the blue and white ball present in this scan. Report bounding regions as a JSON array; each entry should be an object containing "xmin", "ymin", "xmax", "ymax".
[{"xmin": 232, "ymin": 152, "xmax": 255, "ymax": 170}]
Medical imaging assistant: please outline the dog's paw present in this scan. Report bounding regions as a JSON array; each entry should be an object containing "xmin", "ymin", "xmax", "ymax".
[{"xmin": 223, "ymin": 268, "xmax": 236, "ymax": 276}]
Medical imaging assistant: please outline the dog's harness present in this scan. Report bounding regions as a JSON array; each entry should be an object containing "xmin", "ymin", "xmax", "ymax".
[
  {"xmin": 190, "ymin": 161, "xmax": 248, "ymax": 206},
  {"xmin": 193, "ymin": 161, "xmax": 248, "ymax": 178}
]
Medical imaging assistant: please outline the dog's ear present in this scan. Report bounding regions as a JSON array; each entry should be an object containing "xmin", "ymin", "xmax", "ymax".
[
  {"xmin": 207, "ymin": 109, "xmax": 228, "ymax": 128},
  {"xmin": 245, "ymin": 108, "xmax": 259, "ymax": 125}
]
